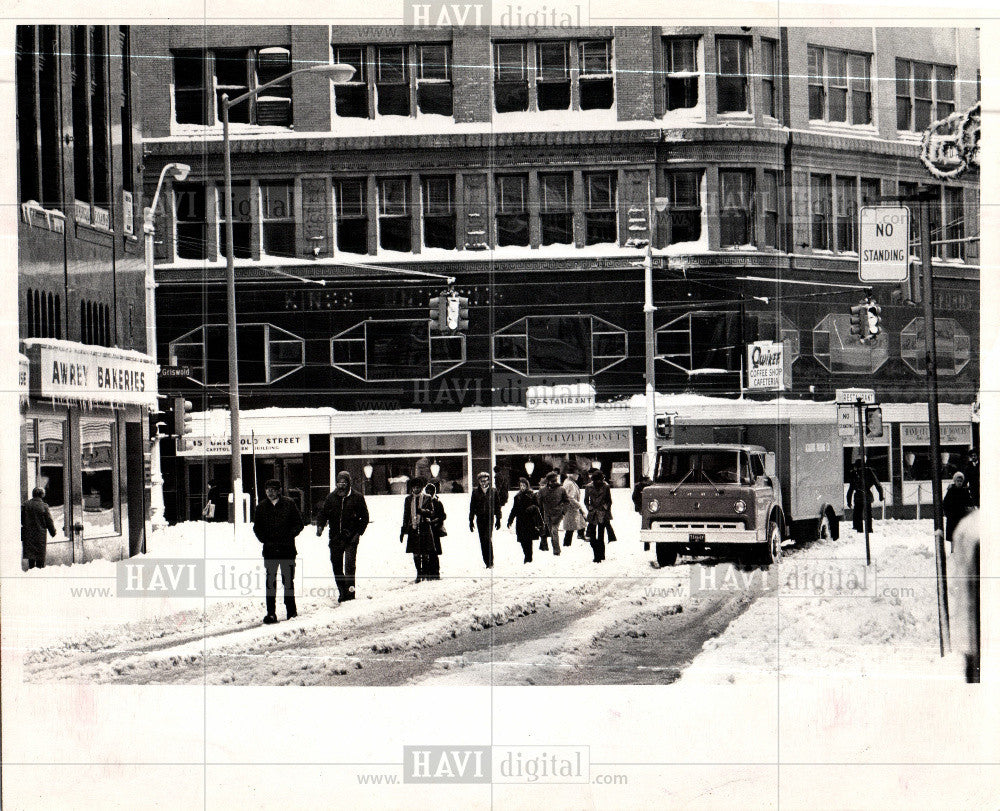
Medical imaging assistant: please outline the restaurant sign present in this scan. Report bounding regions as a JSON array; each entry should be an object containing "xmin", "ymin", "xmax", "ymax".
[
  {"xmin": 25, "ymin": 340, "xmax": 157, "ymax": 407},
  {"xmin": 900, "ymin": 423, "xmax": 972, "ymax": 446},
  {"xmin": 494, "ymin": 428, "xmax": 630, "ymax": 454}
]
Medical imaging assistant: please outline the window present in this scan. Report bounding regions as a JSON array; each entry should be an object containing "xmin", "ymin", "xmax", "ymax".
[
  {"xmin": 810, "ymin": 174, "xmax": 832, "ymax": 250},
  {"xmin": 493, "ymin": 39, "xmax": 614, "ymax": 113},
  {"xmin": 169, "ymin": 324, "xmax": 305, "ymax": 385},
  {"xmin": 335, "ymin": 179, "xmax": 368, "ymax": 254},
  {"xmin": 761, "ymin": 39, "xmax": 779, "ymax": 119},
  {"xmin": 657, "ymin": 311, "xmax": 742, "ymax": 373},
  {"xmin": 16, "ymin": 26, "xmax": 61, "ymax": 209},
  {"xmin": 120, "ymin": 28, "xmax": 135, "ymax": 198},
  {"xmin": 539, "ymin": 173, "xmax": 573, "ymax": 245},
  {"xmin": 218, "ymin": 183, "xmax": 252, "ymax": 259},
  {"xmin": 493, "ymin": 315, "xmax": 627, "ymax": 377},
  {"xmin": 71, "ymin": 28, "xmax": 91, "ymax": 207},
  {"xmin": 813, "ymin": 312, "xmax": 889, "ymax": 373},
  {"xmin": 422, "ymin": 176, "xmax": 456, "ymax": 250},
  {"xmin": 896, "ymin": 59, "xmax": 956, "ymax": 131},
  {"xmin": 25, "ymin": 289, "xmax": 62, "ymax": 339},
  {"xmin": 79, "ymin": 417, "xmax": 120, "ymax": 540},
  {"xmin": 716, "ymin": 37, "xmax": 750, "ymax": 114},
  {"xmin": 261, "ymin": 181, "xmax": 295, "ymax": 258},
  {"xmin": 174, "ymin": 183, "xmax": 208, "ymax": 260},
  {"xmin": 333, "ymin": 44, "xmax": 453, "ymax": 118},
  {"xmin": 663, "ymin": 37, "xmax": 698, "ymax": 111},
  {"xmin": 172, "ymin": 46, "xmax": 292, "ymax": 127},
  {"xmin": 496, "ymin": 174, "xmax": 529, "ymax": 246},
  {"xmin": 379, "ymin": 178, "xmax": 411, "ymax": 252},
  {"xmin": 761, "ymin": 171, "xmax": 781, "ymax": 249},
  {"xmin": 80, "ymin": 300, "xmax": 111, "ymax": 346},
  {"xmin": 898, "ymin": 180, "xmax": 921, "ymax": 255},
  {"xmin": 901, "ymin": 317, "xmax": 970, "ymax": 375},
  {"xmin": 944, "ymin": 186, "xmax": 965, "ymax": 261},
  {"xmin": 70, "ymin": 26, "xmax": 111, "ymax": 221},
  {"xmin": 666, "ymin": 171, "xmax": 702, "ymax": 243},
  {"xmin": 836, "ymin": 176, "xmax": 858, "ymax": 252},
  {"xmin": 331, "ymin": 319, "xmax": 465, "ymax": 381},
  {"xmin": 584, "ymin": 172, "xmax": 616, "ymax": 246},
  {"xmin": 808, "ymin": 46, "xmax": 871, "ymax": 125},
  {"xmin": 719, "ymin": 170, "xmax": 754, "ymax": 247},
  {"xmin": 578, "ymin": 40, "xmax": 614, "ymax": 109}
]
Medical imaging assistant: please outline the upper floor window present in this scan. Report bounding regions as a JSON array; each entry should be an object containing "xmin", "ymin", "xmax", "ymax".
[
  {"xmin": 761, "ymin": 170, "xmax": 782, "ymax": 249},
  {"xmin": 761, "ymin": 39, "xmax": 779, "ymax": 119},
  {"xmin": 169, "ymin": 323, "xmax": 305, "ymax": 386},
  {"xmin": 173, "ymin": 46, "xmax": 292, "ymax": 127},
  {"xmin": 663, "ymin": 37, "xmax": 699, "ymax": 111},
  {"xmin": 332, "ymin": 318, "xmax": 465, "ymax": 381},
  {"xmin": 902, "ymin": 184, "xmax": 967, "ymax": 262},
  {"xmin": 716, "ymin": 37, "xmax": 750, "ymax": 114},
  {"xmin": 16, "ymin": 26, "xmax": 61, "ymax": 210},
  {"xmin": 332, "ymin": 44, "xmax": 453, "ymax": 118},
  {"xmin": 80, "ymin": 300, "xmax": 111, "ymax": 347},
  {"xmin": 810, "ymin": 173, "xmax": 833, "ymax": 251},
  {"xmin": 378, "ymin": 177, "xmax": 411, "ymax": 252},
  {"xmin": 174, "ymin": 182, "xmax": 208, "ymax": 260},
  {"xmin": 901, "ymin": 317, "xmax": 971, "ymax": 376},
  {"xmin": 493, "ymin": 39, "xmax": 614, "ymax": 113},
  {"xmin": 335, "ymin": 178, "xmax": 368, "ymax": 254},
  {"xmin": 657, "ymin": 310, "xmax": 742, "ymax": 374},
  {"xmin": 808, "ymin": 46, "xmax": 871, "ymax": 125},
  {"xmin": 584, "ymin": 172, "xmax": 617, "ymax": 246},
  {"xmin": 813, "ymin": 174, "xmax": 881, "ymax": 253},
  {"xmin": 25, "ymin": 289, "xmax": 62, "ymax": 340},
  {"xmin": 218, "ymin": 182, "xmax": 253, "ymax": 259},
  {"xmin": 71, "ymin": 26, "xmax": 112, "ymax": 223},
  {"xmin": 813, "ymin": 312, "xmax": 889, "ymax": 374},
  {"xmin": 496, "ymin": 174, "xmax": 529, "ymax": 246},
  {"xmin": 493, "ymin": 315, "xmax": 627, "ymax": 377},
  {"xmin": 539, "ymin": 173, "xmax": 573, "ymax": 245},
  {"xmin": 896, "ymin": 59, "xmax": 955, "ymax": 132},
  {"xmin": 261, "ymin": 181, "xmax": 295, "ymax": 258},
  {"xmin": 719, "ymin": 170, "xmax": 754, "ymax": 247},
  {"xmin": 666, "ymin": 171, "xmax": 702, "ymax": 244},
  {"xmin": 422, "ymin": 176, "xmax": 456, "ymax": 250}
]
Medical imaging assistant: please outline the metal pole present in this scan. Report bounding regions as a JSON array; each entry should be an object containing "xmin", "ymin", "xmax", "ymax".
[
  {"xmin": 918, "ymin": 188, "xmax": 950, "ymax": 653},
  {"xmin": 222, "ymin": 95, "xmax": 245, "ymax": 529},
  {"xmin": 144, "ymin": 211, "xmax": 167, "ymax": 531},
  {"xmin": 857, "ymin": 398, "xmax": 870, "ymax": 566},
  {"xmin": 644, "ymin": 182, "xmax": 657, "ymax": 477}
]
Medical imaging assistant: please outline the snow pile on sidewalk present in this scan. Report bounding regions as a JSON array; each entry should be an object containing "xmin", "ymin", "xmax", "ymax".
[{"xmin": 678, "ymin": 519, "xmax": 966, "ymax": 685}]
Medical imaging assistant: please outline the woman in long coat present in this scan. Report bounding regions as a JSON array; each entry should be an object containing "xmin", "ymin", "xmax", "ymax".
[
  {"xmin": 943, "ymin": 471, "xmax": 974, "ymax": 543},
  {"xmin": 560, "ymin": 472, "xmax": 587, "ymax": 547},
  {"xmin": 400, "ymin": 479, "xmax": 446, "ymax": 581},
  {"xmin": 506, "ymin": 477, "xmax": 542, "ymax": 563}
]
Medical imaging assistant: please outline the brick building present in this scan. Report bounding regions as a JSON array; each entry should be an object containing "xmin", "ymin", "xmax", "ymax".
[
  {"xmin": 131, "ymin": 25, "xmax": 979, "ymax": 522},
  {"xmin": 17, "ymin": 25, "xmax": 155, "ymax": 564}
]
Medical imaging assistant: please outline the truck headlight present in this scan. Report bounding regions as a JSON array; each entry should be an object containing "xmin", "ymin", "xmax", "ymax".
[
  {"xmin": 734, "ymin": 499, "xmax": 747, "ymax": 514},
  {"xmin": 647, "ymin": 499, "xmax": 659, "ymax": 513}
]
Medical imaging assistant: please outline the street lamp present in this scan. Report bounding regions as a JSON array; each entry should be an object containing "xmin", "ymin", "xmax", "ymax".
[
  {"xmin": 144, "ymin": 162, "xmax": 191, "ymax": 530},
  {"xmin": 221, "ymin": 62, "xmax": 355, "ymax": 528},
  {"xmin": 644, "ymin": 188, "xmax": 670, "ymax": 478}
]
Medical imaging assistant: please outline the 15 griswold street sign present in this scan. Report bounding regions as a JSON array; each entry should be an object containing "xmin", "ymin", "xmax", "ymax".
[{"xmin": 860, "ymin": 207, "xmax": 910, "ymax": 282}]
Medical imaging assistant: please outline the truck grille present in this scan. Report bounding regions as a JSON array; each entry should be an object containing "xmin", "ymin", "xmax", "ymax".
[{"xmin": 654, "ymin": 521, "xmax": 743, "ymax": 530}]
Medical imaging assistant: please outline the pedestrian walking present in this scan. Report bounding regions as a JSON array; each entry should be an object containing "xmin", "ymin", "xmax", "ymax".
[
  {"xmin": 584, "ymin": 469, "xmax": 616, "ymax": 562},
  {"xmin": 21, "ymin": 486, "xmax": 56, "ymax": 569},
  {"xmin": 252, "ymin": 479, "xmax": 304, "ymax": 624},
  {"xmin": 506, "ymin": 477, "xmax": 543, "ymax": 563},
  {"xmin": 633, "ymin": 474, "xmax": 653, "ymax": 551},
  {"xmin": 943, "ymin": 471, "xmax": 974, "ymax": 543},
  {"xmin": 400, "ymin": 478, "xmax": 446, "ymax": 581},
  {"xmin": 316, "ymin": 471, "xmax": 370, "ymax": 602},
  {"xmin": 845, "ymin": 459, "xmax": 884, "ymax": 534},
  {"xmin": 560, "ymin": 471, "xmax": 587, "ymax": 548},
  {"xmin": 537, "ymin": 471, "xmax": 571, "ymax": 556},
  {"xmin": 469, "ymin": 471, "xmax": 502, "ymax": 568},
  {"xmin": 963, "ymin": 450, "xmax": 980, "ymax": 508}
]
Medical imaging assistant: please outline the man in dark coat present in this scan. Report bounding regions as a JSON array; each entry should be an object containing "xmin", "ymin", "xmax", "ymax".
[
  {"xmin": 21, "ymin": 487, "xmax": 57, "ymax": 569},
  {"xmin": 252, "ymin": 479, "xmax": 304, "ymax": 624},
  {"xmin": 963, "ymin": 451, "xmax": 980, "ymax": 507},
  {"xmin": 469, "ymin": 471, "xmax": 502, "ymax": 568},
  {"xmin": 537, "ymin": 471, "xmax": 570, "ymax": 556},
  {"xmin": 400, "ymin": 478, "xmax": 446, "ymax": 582},
  {"xmin": 633, "ymin": 474, "xmax": 653, "ymax": 551},
  {"xmin": 507, "ymin": 477, "xmax": 542, "ymax": 563},
  {"xmin": 317, "ymin": 471, "xmax": 370, "ymax": 602},
  {"xmin": 584, "ymin": 469, "xmax": 615, "ymax": 562},
  {"xmin": 846, "ymin": 459, "xmax": 884, "ymax": 534},
  {"xmin": 943, "ymin": 471, "xmax": 974, "ymax": 543}
]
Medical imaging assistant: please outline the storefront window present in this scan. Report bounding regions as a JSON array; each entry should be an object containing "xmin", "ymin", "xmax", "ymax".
[
  {"xmin": 900, "ymin": 423, "xmax": 973, "ymax": 505},
  {"xmin": 335, "ymin": 433, "xmax": 469, "ymax": 495},
  {"xmin": 80, "ymin": 417, "xmax": 120, "ymax": 538},
  {"xmin": 842, "ymin": 444, "xmax": 892, "ymax": 506}
]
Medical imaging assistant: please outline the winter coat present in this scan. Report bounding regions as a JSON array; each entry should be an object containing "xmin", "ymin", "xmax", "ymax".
[
  {"xmin": 253, "ymin": 495, "xmax": 304, "ymax": 560},
  {"xmin": 507, "ymin": 489, "xmax": 543, "ymax": 542},
  {"xmin": 401, "ymin": 493, "xmax": 446, "ymax": 555},
  {"xmin": 963, "ymin": 462, "xmax": 980, "ymax": 507},
  {"xmin": 317, "ymin": 489, "xmax": 370, "ymax": 545},
  {"xmin": 584, "ymin": 481, "xmax": 613, "ymax": 525},
  {"xmin": 943, "ymin": 484, "xmax": 974, "ymax": 541},
  {"xmin": 537, "ymin": 481, "xmax": 571, "ymax": 525},
  {"xmin": 846, "ymin": 465, "xmax": 884, "ymax": 508},
  {"xmin": 469, "ymin": 486, "xmax": 503, "ymax": 526},
  {"xmin": 21, "ymin": 496, "xmax": 56, "ymax": 559},
  {"xmin": 560, "ymin": 478, "xmax": 587, "ymax": 532}
]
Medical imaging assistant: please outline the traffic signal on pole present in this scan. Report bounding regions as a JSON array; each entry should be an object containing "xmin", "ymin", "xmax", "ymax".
[
  {"xmin": 655, "ymin": 414, "xmax": 674, "ymax": 439},
  {"xmin": 428, "ymin": 292, "xmax": 447, "ymax": 332},
  {"xmin": 865, "ymin": 302, "xmax": 882, "ymax": 342},
  {"xmin": 445, "ymin": 293, "xmax": 470, "ymax": 332},
  {"xmin": 173, "ymin": 397, "xmax": 194, "ymax": 437},
  {"xmin": 849, "ymin": 304, "xmax": 869, "ymax": 341},
  {"xmin": 149, "ymin": 395, "xmax": 171, "ymax": 438}
]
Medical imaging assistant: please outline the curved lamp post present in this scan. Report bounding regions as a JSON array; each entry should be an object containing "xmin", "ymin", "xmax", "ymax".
[
  {"xmin": 144, "ymin": 162, "xmax": 191, "ymax": 530},
  {"xmin": 221, "ymin": 62, "xmax": 355, "ymax": 528}
]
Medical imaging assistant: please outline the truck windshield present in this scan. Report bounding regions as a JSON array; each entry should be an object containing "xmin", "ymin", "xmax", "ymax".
[{"xmin": 655, "ymin": 451, "xmax": 740, "ymax": 485}]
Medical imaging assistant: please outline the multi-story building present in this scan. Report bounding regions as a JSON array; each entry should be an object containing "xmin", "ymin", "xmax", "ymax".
[
  {"xmin": 132, "ymin": 25, "xmax": 979, "ymax": 523},
  {"xmin": 17, "ymin": 25, "xmax": 155, "ymax": 563}
]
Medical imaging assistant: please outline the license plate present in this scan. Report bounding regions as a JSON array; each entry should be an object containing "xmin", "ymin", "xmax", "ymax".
[{"xmin": 689, "ymin": 533, "xmax": 706, "ymax": 543}]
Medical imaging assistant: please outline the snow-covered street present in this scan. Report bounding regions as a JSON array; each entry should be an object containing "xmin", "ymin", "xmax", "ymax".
[{"xmin": 5, "ymin": 492, "xmax": 968, "ymax": 686}]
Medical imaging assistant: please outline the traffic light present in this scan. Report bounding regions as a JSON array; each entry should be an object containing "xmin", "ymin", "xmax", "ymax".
[
  {"xmin": 849, "ymin": 304, "xmax": 869, "ymax": 341},
  {"xmin": 865, "ymin": 302, "xmax": 882, "ymax": 342},
  {"xmin": 655, "ymin": 414, "xmax": 674, "ymax": 439},
  {"xmin": 445, "ymin": 292, "xmax": 470, "ymax": 332},
  {"xmin": 428, "ymin": 292, "xmax": 447, "ymax": 332},
  {"xmin": 149, "ymin": 395, "xmax": 172, "ymax": 439},
  {"xmin": 173, "ymin": 397, "xmax": 194, "ymax": 438}
]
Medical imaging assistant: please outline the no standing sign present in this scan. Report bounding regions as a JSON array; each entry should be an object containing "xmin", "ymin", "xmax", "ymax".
[{"xmin": 860, "ymin": 207, "xmax": 910, "ymax": 282}]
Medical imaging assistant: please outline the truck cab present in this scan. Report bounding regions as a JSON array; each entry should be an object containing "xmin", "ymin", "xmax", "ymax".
[{"xmin": 640, "ymin": 444, "xmax": 785, "ymax": 567}]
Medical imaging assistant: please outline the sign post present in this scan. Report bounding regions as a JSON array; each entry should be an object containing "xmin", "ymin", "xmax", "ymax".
[{"xmin": 860, "ymin": 207, "xmax": 909, "ymax": 283}]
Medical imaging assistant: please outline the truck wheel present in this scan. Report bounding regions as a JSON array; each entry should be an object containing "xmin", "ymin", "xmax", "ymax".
[
  {"xmin": 818, "ymin": 513, "xmax": 832, "ymax": 541},
  {"xmin": 759, "ymin": 521, "xmax": 781, "ymax": 566},
  {"xmin": 655, "ymin": 543, "xmax": 677, "ymax": 567}
]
